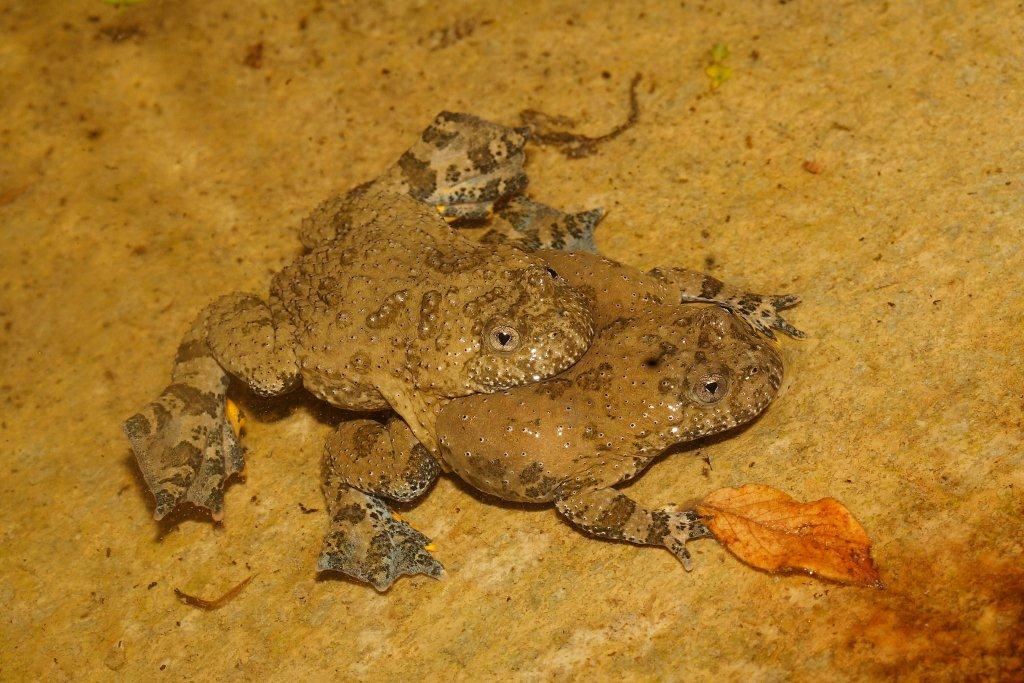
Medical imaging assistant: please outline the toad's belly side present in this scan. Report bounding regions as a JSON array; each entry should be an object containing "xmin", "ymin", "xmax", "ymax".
[{"xmin": 436, "ymin": 389, "xmax": 631, "ymax": 502}]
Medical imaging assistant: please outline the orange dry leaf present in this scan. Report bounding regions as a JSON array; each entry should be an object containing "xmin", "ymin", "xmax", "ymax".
[{"xmin": 697, "ymin": 484, "xmax": 882, "ymax": 587}]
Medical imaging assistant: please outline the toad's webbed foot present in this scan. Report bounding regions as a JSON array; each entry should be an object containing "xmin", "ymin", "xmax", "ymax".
[
  {"xmin": 649, "ymin": 267, "xmax": 807, "ymax": 340},
  {"xmin": 379, "ymin": 111, "xmax": 530, "ymax": 222},
  {"xmin": 318, "ymin": 417, "xmax": 443, "ymax": 590},
  {"xmin": 483, "ymin": 196, "xmax": 605, "ymax": 253},
  {"xmin": 706, "ymin": 290, "xmax": 804, "ymax": 340},
  {"xmin": 317, "ymin": 486, "xmax": 444, "ymax": 591},
  {"xmin": 123, "ymin": 359, "xmax": 243, "ymax": 521},
  {"xmin": 754, "ymin": 293, "xmax": 805, "ymax": 339}
]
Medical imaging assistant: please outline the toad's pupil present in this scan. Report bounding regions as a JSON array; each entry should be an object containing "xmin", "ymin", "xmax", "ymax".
[
  {"xmin": 497, "ymin": 331, "xmax": 512, "ymax": 346},
  {"xmin": 705, "ymin": 381, "xmax": 719, "ymax": 395},
  {"xmin": 545, "ymin": 267, "xmax": 558, "ymax": 278}
]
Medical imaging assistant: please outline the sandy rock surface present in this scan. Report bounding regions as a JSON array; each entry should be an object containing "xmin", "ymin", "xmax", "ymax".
[{"xmin": 1, "ymin": 0, "xmax": 1021, "ymax": 679}]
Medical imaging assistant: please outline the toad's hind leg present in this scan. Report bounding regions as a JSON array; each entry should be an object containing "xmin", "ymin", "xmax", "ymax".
[
  {"xmin": 380, "ymin": 111, "xmax": 531, "ymax": 222},
  {"xmin": 649, "ymin": 267, "xmax": 806, "ymax": 340},
  {"xmin": 317, "ymin": 417, "xmax": 443, "ymax": 590},
  {"xmin": 323, "ymin": 417, "xmax": 441, "ymax": 502},
  {"xmin": 555, "ymin": 488, "xmax": 712, "ymax": 571},
  {"xmin": 482, "ymin": 196, "xmax": 605, "ymax": 254},
  {"xmin": 123, "ymin": 293, "xmax": 299, "ymax": 521},
  {"xmin": 298, "ymin": 112, "xmax": 531, "ymax": 249}
]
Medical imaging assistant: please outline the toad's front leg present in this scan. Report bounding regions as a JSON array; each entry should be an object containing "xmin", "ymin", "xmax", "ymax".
[
  {"xmin": 555, "ymin": 488, "xmax": 712, "ymax": 571},
  {"xmin": 318, "ymin": 417, "xmax": 443, "ymax": 590},
  {"xmin": 649, "ymin": 267, "xmax": 806, "ymax": 340},
  {"xmin": 123, "ymin": 293, "xmax": 299, "ymax": 521}
]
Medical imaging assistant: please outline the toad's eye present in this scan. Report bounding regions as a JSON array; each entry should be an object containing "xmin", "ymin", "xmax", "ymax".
[
  {"xmin": 486, "ymin": 324, "xmax": 521, "ymax": 352},
  {"xmin": 691, "ymin": 373, "xmax": 729, "ymax": 404},
  {"xmin": 544, "ymin": 266, "xmax": 559, "ymax": 279}
]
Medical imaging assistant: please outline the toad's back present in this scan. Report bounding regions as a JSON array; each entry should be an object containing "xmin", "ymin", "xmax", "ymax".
[{"xmin": 268, "ymin": 191, "xmax": 596, "ymax": 450}]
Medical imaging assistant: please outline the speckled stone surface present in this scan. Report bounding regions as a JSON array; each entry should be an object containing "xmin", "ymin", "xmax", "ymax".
[{"xmin": 1, "ymin": 1, "xmax": 1022, "ymax": 679}]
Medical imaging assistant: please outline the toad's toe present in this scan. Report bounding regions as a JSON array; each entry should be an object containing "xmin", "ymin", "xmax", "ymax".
[{"xmin": 664, "ymin": 508, "xmax": 713, "ymax": 572}]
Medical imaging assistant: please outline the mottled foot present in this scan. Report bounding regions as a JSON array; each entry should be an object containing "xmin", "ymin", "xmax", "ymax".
[
  {"xmin": 486, "ymin": 196, "xmax": 605, "ymax": 253},
  {"xmin": 650, "ymin": 267, "xmax": 807, "ymax": 340},
  {"xmin": 377, "ymin": 111, "xmax": 530, "ymax": 222},
  {"xmin": 663, "ymin": 508, "xmax": 713, "ymax": 571},
  {"xmin": 317, "ymin": 487, "xmax": 443, "ymax": 591},
  {"xmin": 123, "ymin": 383, "xmax": 243, "ymax": 521},
  {"xmin": 739, "ymin": 293, "xmax": 806, "ymax": 340}
]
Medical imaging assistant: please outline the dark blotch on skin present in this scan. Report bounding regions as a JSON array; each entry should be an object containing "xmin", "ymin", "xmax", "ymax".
[
  {"xmin": 123, "ymin": 413, "xmax": 152, "ymax": 439},
  {"xmin": 468, "ymin": 145, "xmax": 499, "ymax": 175},
  {"xmin": 150, "ymin": 401, "xmax": 173, "ymax": 432},
  {"xmin": 596, "ymin": 493, "xmax": 636, "ymax": 537},
  {"xmin": 334, "ymin": 502, "xmax": 367, "ymax": 524},
  {"xmin": 479, "ymin": 458, "xmax": 506, "ymax": 480},
  {"xmin": 397, "ymin": 152, "xmax": 438, "ymax": 200},
  {"xmin": 420, "ymin": 123, "xmax": 458, "ymax": 149},
  {"xmin": 165, "ymin": 383, "xmax": 220, "ymax": 416},
  {"xmin": 418, "ymin": 290, "xmax": 442, "ymax": 339},
  {"xmin": 350, "ymin": 422, "xmax": 383, "ymax": 461},
  {"xmin": 174, "ymin": 338, "xmax": 209, "ymax": 365},
  {"xmin": 645, "ymin": 509, "xmax": 671, "ymax": 544},
  {"xmin": 520, "ymin": 461, "xmax": 544, "ymax": 484},
  {"xmin": 699, "ymin": 276, "xmax": 724, "ymax": 301},
  {"xmin": 538, "ymin": 378, "xmax": 573, "ymax": 399},
  {"xmin": 525, "ymin": 475, "xmax": 561, "ymax": 499}
]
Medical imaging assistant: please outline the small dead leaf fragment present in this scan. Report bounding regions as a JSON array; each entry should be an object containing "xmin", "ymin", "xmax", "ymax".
[
  {"xmin": 802, "ymin": 160, "xmax": 823, "ymax": 174},
  {"xmin": 697, "ymin": 484, "xmax": 881, "ymax": 587},
  {"xmin": 174, "ymin": 575, "xmax": 253, "ymax": 610}
]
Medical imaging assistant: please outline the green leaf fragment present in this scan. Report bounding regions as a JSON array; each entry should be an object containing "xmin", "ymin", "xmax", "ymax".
[
  {"xmin": 706, "ymin": 43, "xmax": 732, "ymax": 89},
  {"xmin": 706, "ymin": 64, "xmax": 733, "ymax": 89}
]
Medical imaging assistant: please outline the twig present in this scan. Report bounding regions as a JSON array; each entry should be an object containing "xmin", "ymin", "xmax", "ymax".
[{"xmin": 174, "ymin": 575, "xmax": 254, "ymax": 610}]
